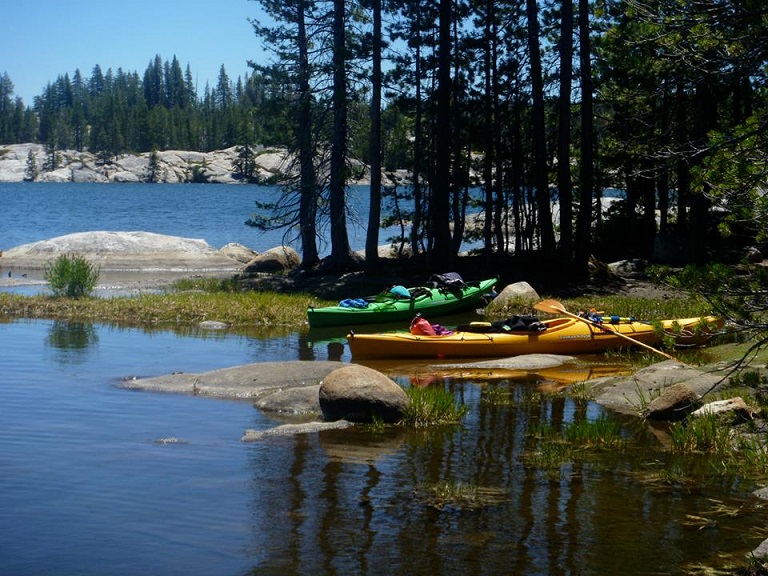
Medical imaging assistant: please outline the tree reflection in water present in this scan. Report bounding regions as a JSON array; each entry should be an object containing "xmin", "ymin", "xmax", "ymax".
[
  {"xmin": 243, "ymin": 371, "xmax": 761, "ymax": 575},
  {"xmin": 45, "ymin": 320, "xmax": 99, "ymax": 364}
]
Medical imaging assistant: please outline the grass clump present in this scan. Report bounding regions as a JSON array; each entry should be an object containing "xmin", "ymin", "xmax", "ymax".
[
  {"xmin": 525, "ymin": 435, "xmax": 573, "ymax": 473},
  {"xmin": 717, "ymin": 436, "xmax": 768, "ymax": 480},
  {"xmin": 413, "ymin": 480, "xmax": 508, "ymax": 510},
  {"xmin": 403, "ymin": 385, "xmax": 468, "ymax": 428},
  {"xmin": 171, "ymin": 276, "xmax": 241, "ymax": 292},
  {"xmin": 44, "ymin": 254, "xmax": 100, "ymax": 298},
  {"xmin": 525, "ymin": 415, "xmax": 625, "ymax": 477},
  {"xmin": 558, "ymin": 381, "xmax": 594, "ymax": 409},
  {"xmin": 482, "ymin": 385, "xmax": 521, "ymax": 406},
  {"xmin": 669, "ymin": 413, "xmax": 733, "ymax": 454},
  {"xmin": 728, "ymin": 369, "xmax": 768, "ymax": 389},
  {"xmin": 562, "ymin": 414, "xmax": 625, "ymax": 448}
]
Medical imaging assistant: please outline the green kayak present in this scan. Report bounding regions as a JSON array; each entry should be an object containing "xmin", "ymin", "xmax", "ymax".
[{"xmin": 307, "ymin": 277, "xmax": 498, "ymax": 328}]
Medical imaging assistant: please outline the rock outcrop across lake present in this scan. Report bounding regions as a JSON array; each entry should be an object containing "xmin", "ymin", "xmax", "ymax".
[
  {"xmin": 0, "ymin": 143, "xmax": 290, "ymax": 184},
  {"xmin": 0, "ymin": 143, "xmax": 396, "ymax": 185}
]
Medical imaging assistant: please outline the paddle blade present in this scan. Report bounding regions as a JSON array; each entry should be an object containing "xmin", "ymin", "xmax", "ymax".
[{"xmin": 534, "ymin": 299, "xmax": 567, "ymax": 315}]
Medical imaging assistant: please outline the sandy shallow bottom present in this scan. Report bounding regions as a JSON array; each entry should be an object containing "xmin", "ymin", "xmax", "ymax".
[{"xmin": 0, "ymin": 267, "xmax": 236, "ymax": 295}]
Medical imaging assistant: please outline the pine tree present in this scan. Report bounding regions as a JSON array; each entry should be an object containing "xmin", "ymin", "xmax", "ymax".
[
  {"xmin": 146, "ymin": 148, "xmax": 161, "ymax": 182},
  {"xmin": 24, "ymin": 148, "xmax": 38, "ymax": 181}
]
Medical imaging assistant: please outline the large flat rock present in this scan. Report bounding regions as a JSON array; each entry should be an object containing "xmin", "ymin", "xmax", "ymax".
[
  {"xmin": 122, "ymin": 361, "xmax": 347, "ymax": 415},
  {"xmin": 589, "ymin": 360, "xmax": 729, "ymax": 416},
  {"xmin": 0, "ymin": 231, "xmax": 243, "ymax": 272}
]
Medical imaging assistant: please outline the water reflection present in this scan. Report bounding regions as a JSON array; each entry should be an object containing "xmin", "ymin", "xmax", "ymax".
[
  {"xmin": 243, "ymin": 370, "xmax": 762, "ymax": 575},
  {"xmin": 301, "ymin": 326, "xmax": 350, "ymax": 362},
  {"xmin": 45, "ymin": 321, "xmax": 99, "ymax": 364},
  {"xmin": 320, "ymin": 427, "xmax": 405, "ymax": 464}
]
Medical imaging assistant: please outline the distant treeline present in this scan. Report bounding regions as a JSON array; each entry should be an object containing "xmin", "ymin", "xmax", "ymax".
[{"xmin": 0, "ymin": 56, "xmax": 314, "ymax": 159}]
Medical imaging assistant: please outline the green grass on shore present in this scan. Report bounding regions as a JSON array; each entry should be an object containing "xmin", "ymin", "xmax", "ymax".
[
  {"xmin": 485, "ymin": 293, "xmax": 716, "ymax": 323},
  {"xmin": 0, "ymin": 289, "xmax": 336, "ymax": 328}
]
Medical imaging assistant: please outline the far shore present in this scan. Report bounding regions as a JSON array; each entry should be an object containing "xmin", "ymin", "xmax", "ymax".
[{"xmin": 0, "ymin": 267, "xmax": 237, "ymax": 294}]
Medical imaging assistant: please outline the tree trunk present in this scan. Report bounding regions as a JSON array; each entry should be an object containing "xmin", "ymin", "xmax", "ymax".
[
  {"xmin": 297, "ymin": 0, "xmax": 319, "ymax": 268},
  {"xmin": 365, "ymin": 0, "xmax": 382, "ymax": 272},
  {"xmin": 558, "ymin": 0, "xmax": 574, "ymax": 261},
  {"xmin": 574, "ymin": 0, "xmax": 594, "ymax": 273},
  {"xmin": 688, "ymin": 80, "xmax": 714, "ymax": 264},
  {"xmin": 483, "ymin": 0, "xmax": 495, "ymax": 264},
  {"xmin": 431, "ymin": 0, "xmax": 455, "ymax": 270},
  {"xmin": 674, "ymin": 81, "xmax": 689, "ymax": 234},
  {"xmin": 328, "ymin": 0, "xmax": 353, "ymax": 269},
  {"xmin": 526, "ymin": 0, "xmax": 556, "ymax": 257},
  {"xmin": 410, "ymin": 5, "xmax": 424, "ymax": 257}
]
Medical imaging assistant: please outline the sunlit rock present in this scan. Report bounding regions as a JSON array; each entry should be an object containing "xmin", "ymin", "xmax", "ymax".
[
  {"xmin": 644, "ymin": 382, "xmax": 701, "ymax": 421},
  {"xmin": 484, "ymin": 281, "xmax": 538, "ymax": 314},
  {"xmin": 243, "ymin": 245, "xmax": 301, "ymax": 273},
  {"xmin": 319, "ymin": 364, "xmax": 408, "ymax": 423}
]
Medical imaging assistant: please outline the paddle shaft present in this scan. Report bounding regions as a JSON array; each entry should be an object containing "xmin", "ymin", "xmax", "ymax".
[{"xmin": 555, "ymin": 308, "xmax": 678, "ymax": 361}]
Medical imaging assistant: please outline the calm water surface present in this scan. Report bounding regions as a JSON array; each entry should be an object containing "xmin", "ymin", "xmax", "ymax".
[
  {"xmin": 2, "ymin": 183, "xmax": 767, "ymax": 575},
  {"xmin": 0, "ymin": 181, "xmax": 409, "ymax": 255},
  {"xmin": 2, "ymin": 318, "xmax": 766, "ymax": 575}
]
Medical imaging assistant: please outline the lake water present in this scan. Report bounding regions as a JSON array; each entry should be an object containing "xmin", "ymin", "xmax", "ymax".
[
  {"xmin": 1, "ymin": 183, "xmax": 764, "ymax": 575},
  {"xmin": 0, "ymin": 181, "xmax": 384, "ymax": 257}
]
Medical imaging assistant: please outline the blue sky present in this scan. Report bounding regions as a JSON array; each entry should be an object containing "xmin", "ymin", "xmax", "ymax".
[{"xmin": 2, "ymin": 0, "xmax": 270, "ymax": 104}]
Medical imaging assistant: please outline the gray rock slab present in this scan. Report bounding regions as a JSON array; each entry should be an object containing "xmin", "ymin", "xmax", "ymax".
[
  {"xmin": 241, "ymin": 420, "xmax": 353, "ymax": 442},
  {"xmin": 589, "ymin": 360, "xmax": 728, "ymax": 416},
  {"xmin": 434, "ymin": 354, "xmax": 575, "ymax": 371},
  {"xmin": 0, "ymin": 231, "xmax": 242, "ymax": 271},
  {"xmin": 254, "ymin": 385, "xmax": 324, "ymax": 415},
  {"xmin": 122, "ymin": 360, "xmax": 346, "ymax": 402},
  {"xmin": 753, "ymin": 538, "xmax": 768, "ymax": 560}
]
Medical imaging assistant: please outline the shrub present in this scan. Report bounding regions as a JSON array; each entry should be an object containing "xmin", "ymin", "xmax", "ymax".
[{"xmin": 44, "ymin": 254, "xmax": 100, "ymax": 298}]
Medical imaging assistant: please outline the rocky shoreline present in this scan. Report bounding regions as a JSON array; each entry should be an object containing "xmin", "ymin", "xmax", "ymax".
[
  {"xmin": 0, "ymin": 230, "xmax": 307, "ymax": 295},
  {"xmin": 0, "ymin": 143, "xmax": 403, "ymax": 185},
  {"xmin": 0, "ymin": 142, "xmax": 287, "ymax": 184}
]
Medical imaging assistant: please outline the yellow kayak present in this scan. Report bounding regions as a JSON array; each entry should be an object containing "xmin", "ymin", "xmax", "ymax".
[{"xmin": 346, "ymin": 316, "xmax": 723, "ymax": 360}]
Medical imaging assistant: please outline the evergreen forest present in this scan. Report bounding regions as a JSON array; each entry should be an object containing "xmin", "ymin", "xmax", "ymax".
[{"xmin": 1, "ymin": 0, "xmax": 767, "ymax": 276}]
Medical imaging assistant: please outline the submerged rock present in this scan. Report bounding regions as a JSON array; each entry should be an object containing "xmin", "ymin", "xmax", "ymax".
[{"xmin": 241, "ymin": 420, "xmax": 353, "ymax": 442}]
